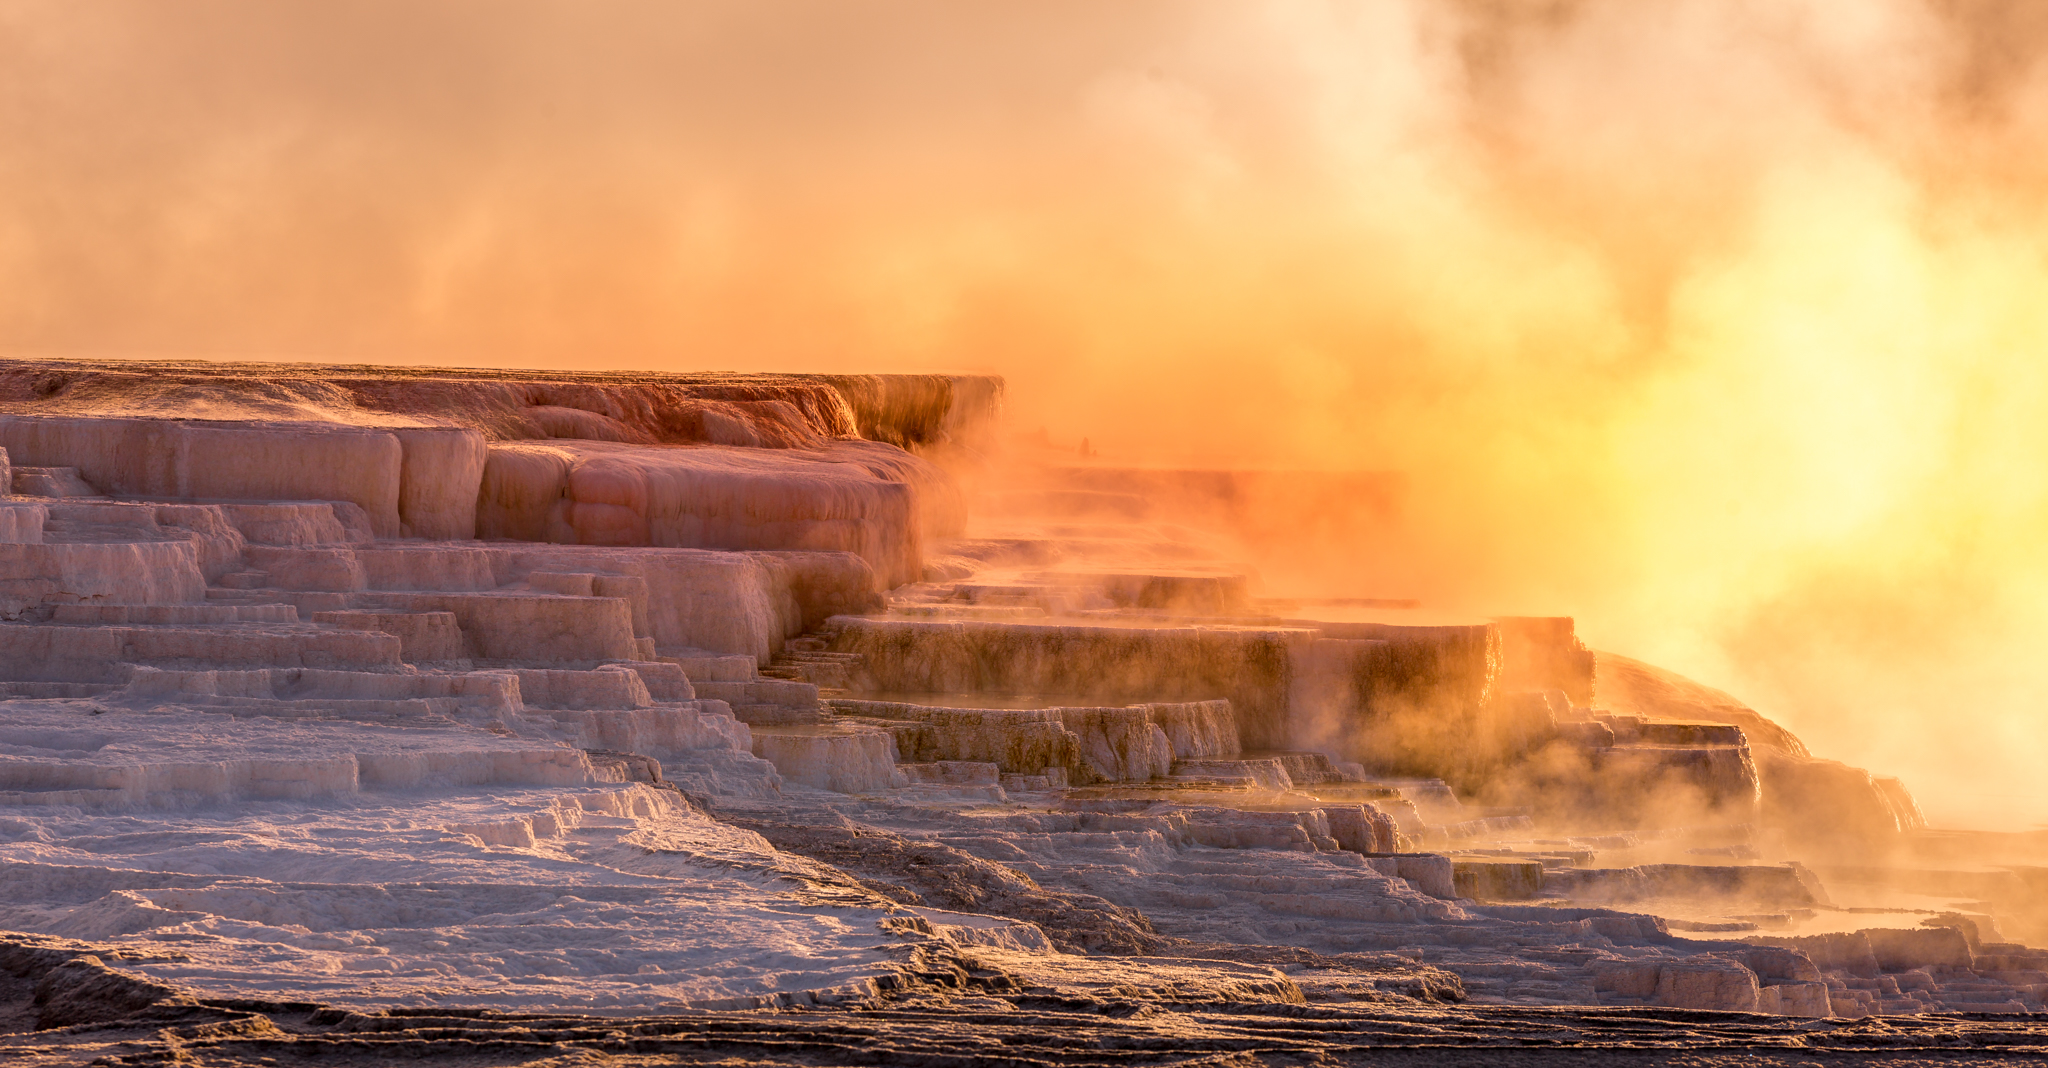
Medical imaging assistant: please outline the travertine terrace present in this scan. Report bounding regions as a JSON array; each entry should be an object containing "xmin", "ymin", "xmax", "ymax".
[{"xmin": 1, "ymin": 357, "xmax": 2044, "ymax": 1063}]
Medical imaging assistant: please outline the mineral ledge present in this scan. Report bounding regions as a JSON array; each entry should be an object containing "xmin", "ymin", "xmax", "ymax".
[{"xmin": 0, "ymin": 358, "xmax": 2043, "ymax": 1065}]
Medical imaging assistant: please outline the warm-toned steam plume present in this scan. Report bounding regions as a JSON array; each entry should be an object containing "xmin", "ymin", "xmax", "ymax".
[{"xmin": 3, "ymin": 0, "xmax": 2046, "ymax": 829}]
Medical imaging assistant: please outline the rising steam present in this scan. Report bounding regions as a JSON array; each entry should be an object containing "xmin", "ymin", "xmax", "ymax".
[{"xmin": 2, "ymin": 0, "xmax": 2045, "ymax": 827}]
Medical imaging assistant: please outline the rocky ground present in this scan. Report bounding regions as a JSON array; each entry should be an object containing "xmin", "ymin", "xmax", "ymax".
[{"xmin": 6, "ymin": 931, "xmax": 2048, "ymax": 1066}]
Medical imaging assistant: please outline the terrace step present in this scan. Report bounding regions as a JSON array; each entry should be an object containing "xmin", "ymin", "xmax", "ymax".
[
  {"xmin": 0, "ymin": 622, "xmax": 405, "ymax": 681},
  {"xmin": 0, "ymin": 680, "xmax": 121, "ymax": 699},
  {"xmin": 51, "ymin": 603, "xmax": 297, "ymax": 625},
  {"xmin": 727, "ymin": 703, "xmax": 825, "ymax": 727}
]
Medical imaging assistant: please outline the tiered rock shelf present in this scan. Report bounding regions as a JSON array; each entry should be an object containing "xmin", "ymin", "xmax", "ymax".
[{"xmin": 0, "ymin": 358, "xmax": 2040, "ymax": 1041}]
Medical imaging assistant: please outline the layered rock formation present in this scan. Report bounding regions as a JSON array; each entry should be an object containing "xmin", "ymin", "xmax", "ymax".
[
  {"xmin": 0, "ymin": 360, "xmax": 986, "ymax": 585},
  {"xmin": 0, "ymin": 356, "xmax": 2042, "ymax": 1051}
]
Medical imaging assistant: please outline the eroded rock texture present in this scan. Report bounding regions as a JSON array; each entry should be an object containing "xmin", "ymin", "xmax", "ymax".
[{"xmin": 0, "ymin": 357, "xmax": 2043, "ymax": 1059}]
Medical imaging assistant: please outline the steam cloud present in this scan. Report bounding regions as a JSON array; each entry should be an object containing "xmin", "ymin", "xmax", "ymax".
[{"xmin": 3, "ymin": 0, "xmax": 2046, "ymax": 828}]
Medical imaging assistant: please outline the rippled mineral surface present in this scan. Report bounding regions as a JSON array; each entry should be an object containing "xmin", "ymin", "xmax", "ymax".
[{"xmin": 0, "ymin": 359, "xmax": 2042, "ymax": 1064}]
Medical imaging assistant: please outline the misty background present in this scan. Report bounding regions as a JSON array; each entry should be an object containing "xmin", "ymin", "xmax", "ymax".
[{"xmin": 4, "ymin": 0, "xmax": 2046, "ymax": 828}]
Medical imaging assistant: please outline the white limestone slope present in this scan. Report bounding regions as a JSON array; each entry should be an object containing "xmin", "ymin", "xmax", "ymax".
[{"xmin": 0, "ymin": 783, "xmax": 1048, "ymax": 1013}]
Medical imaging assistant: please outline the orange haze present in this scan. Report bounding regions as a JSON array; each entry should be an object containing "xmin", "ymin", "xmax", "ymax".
[{"xmin": 4, "ymin": 1, "xmax": 2047, "ymax": 828}]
